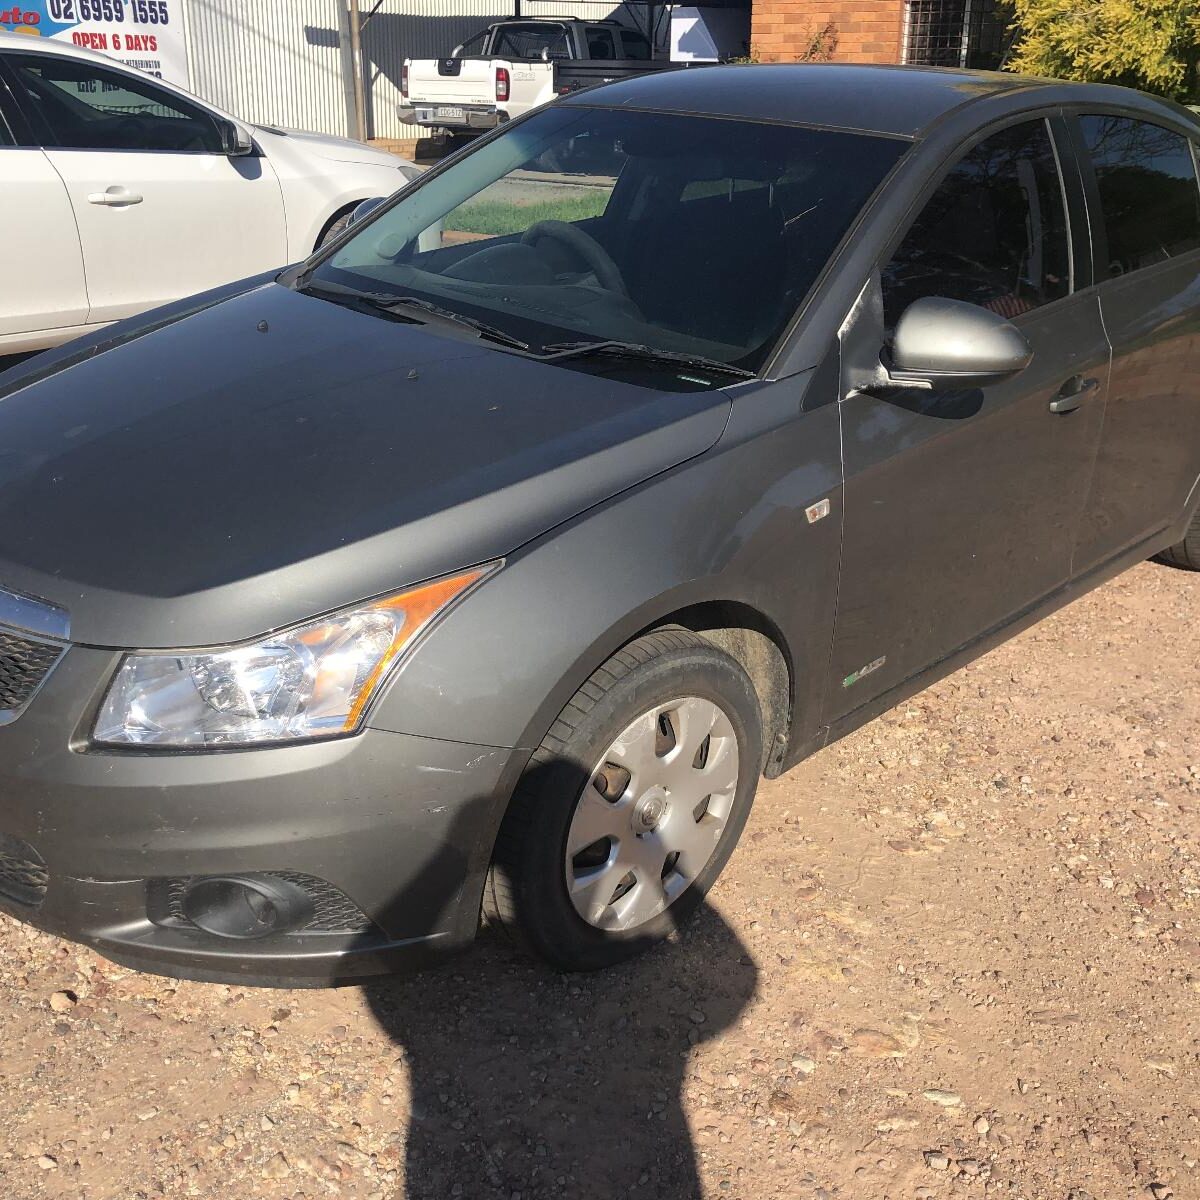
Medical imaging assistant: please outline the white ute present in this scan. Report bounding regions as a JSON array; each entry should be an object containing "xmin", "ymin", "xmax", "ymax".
[
  {"xmin": 0, "ymin": 32, "xmax": 419, "ymax": 355},
  {"xmin": 400, "ymin": 17, "xmax": 675, "ymax": 143}
]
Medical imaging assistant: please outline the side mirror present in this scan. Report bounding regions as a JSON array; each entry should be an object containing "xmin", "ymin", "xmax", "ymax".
[
  {"xmin": 220, "ymin": 119, "xmax": 254, "ymax": 157},
  {"xmin": 885, "ymin": 297, "xmax": 1033, "ymax": 390},
  {"xmin": 349, "ymin": 196, "xmax": 387, "ymax": 226}
]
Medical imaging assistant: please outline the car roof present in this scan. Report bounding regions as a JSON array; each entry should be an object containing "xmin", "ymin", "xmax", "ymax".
[
  {"xmin": 0, "ymin": 28, "xmax": 121, "ymax": 65},
  {"xmin": 562, "ymin": 62, "xmax": 1191, "ymax": 140},
  {"xmin": 492, "ymin": 16, "xmax": 622, "ymax": 23}
]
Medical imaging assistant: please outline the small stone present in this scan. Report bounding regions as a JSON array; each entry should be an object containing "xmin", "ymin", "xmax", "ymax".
[
  {"xmin": 791, "ymin": 1056, "xmax": 817, "ymax": 1075},
  {"xmin": 958, "ymin": 1158, "xmax": 983, "ymax": 1176},
  {"xmin": 973, "ymin": 1115, "xmax": 991, "ymax": 1136},
  {"xmin": 48, "ymin": 991, "xmax": 77, "ymax": 1013},
  {"xmin": 262, "ymin": 1152, "xmax": 290, "ymax": 1180},
  {"xmin": 921, "ymin": 1089, "xmax": 962, "ymax": 1108},
  {"xmin": 1028, "ymin": 1010, "xmax": 1080, "ymax": 1025},
  {"xmin": 923, "ymin": 1151, "xmax": 950, "ymax": 1170},
  {"xmin": 689, "ymin": 1010, "xmax": 706, "ymax": 1025},
  {"xmin": 136, "ymin": 1107, "xmax": 159, "ymax": 1122},
  {"xmin": 851, "ymin": 1028, "xmax": 906, "ymax": 1058},
  {"xmin": 336, "ymin": 1142, "xmax": 370, "ymax": 1167},
  {"xmin": 1149, "ymin": 1185, "xmax": 1172, "ymax": 1200},
  {"xmin": 37, "ymin": 1155, "xmax": 58, "ymax": 1170},
  {"xmin": 1145, "ymin": 1057, "xmax": 1176, "ymax": 1077},
  {"xmin": 876, "ymin": 1114, "xmax": 919, "ymax": 1133}
]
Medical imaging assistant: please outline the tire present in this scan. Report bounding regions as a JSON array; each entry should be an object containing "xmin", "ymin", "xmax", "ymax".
[
  {"xmin": 1156, "ymin": 506, "xmax": 1200, "ymax": 570},
  {"xmin": 485, "ymin": 629, "xmax": 763, "ymax": 971},
  {"xmin": 315, "ymin": 209, "xmax": 354, "ymax": 250}
]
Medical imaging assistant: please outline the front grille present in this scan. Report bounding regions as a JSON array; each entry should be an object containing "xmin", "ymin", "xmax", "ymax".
[
  {"xmin": 0, "ymin": 629, "xmax": 62, "ymax": 712},
  {"xmin": 156, "ymin": 872, "xmax": 375, "ymax": 935},
  {"xmin": 0, "ymin": 833, "xmax": 49, "ymax": 908}
]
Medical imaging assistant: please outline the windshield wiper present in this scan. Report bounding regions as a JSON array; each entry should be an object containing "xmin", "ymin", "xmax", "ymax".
[
  {"xmin": 538, "ymin": 339, "xmax": 756, "ymax": 381},
  {"xmin": 296, "ymin": 279, "xmax": 530, "ymax": 351},
  {"xmin": 379, "ymin": 294, "xmax": 531, "ymax": 351}
]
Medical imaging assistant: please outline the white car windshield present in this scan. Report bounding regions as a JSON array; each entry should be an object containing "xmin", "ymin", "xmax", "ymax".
[{"xmin": 310, "ymin": 105, "xmax": 907, "ymax": 378}]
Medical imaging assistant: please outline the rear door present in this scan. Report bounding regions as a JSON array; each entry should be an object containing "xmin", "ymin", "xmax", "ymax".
[
  {"xmin": 826, "ymin": 116, "xmax": 1110, "ymax": 722},
  {"xmin": 0, "ymin": 66, "xmax": 88, "ymax": 345},
  {"xmin": 3, "ymin": 49, "xmax": 286, "ymax": 325},
  {"xmin": 1069, "ymin": 112, "xmax": 1200, "ymax": 571}
]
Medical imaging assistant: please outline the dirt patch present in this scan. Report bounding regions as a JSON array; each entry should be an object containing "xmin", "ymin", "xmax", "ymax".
[{"xmin": 1, "ymin": 561, "xmax": 1197, "ymax": 1199}]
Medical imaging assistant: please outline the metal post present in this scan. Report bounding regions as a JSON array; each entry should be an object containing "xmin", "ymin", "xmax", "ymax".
[{"xmin": 347, "ymin": 0, "xmax": 368, "ymax": 143}]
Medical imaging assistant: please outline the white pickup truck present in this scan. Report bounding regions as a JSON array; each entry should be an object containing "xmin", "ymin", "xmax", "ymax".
[{"xmin": 399, "ymin": 17, "xmax": 681, "ymax": 142}]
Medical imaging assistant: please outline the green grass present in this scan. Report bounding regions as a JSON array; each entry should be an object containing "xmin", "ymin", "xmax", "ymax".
[{"xmin": 448, "ymin": 192, "xmax": 610, "ymax": 235}]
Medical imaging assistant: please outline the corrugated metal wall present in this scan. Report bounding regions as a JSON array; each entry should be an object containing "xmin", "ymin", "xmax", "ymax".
[{"xmin": 183, "ymin": 0, "xmax": 626, "ymax": 141}]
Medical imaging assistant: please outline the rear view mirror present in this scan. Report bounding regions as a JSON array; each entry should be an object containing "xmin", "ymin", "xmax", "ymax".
[
  {"xmin": 886, "ymin": 297, "xmax": 1033, "ymax": 390},
  {"xmin": 221, "ymin": 120, "xmax": 254, "ymax": 157}
]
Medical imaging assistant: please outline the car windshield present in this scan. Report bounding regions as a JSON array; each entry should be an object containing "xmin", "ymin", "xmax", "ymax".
[{"xmin": 310, "ymin": 105, "xmax": 907, "ymax": 378}]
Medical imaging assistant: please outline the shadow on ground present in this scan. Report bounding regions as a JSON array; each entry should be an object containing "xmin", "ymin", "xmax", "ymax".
[{"xmin": 363, "ymin": 909, "xmax": 756, "ymax": 1199}]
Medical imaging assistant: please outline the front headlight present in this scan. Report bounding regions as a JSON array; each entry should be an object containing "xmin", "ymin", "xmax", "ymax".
[{"xmin": 94, "ymin": 567, "xmax": 490, "ymax": 748}]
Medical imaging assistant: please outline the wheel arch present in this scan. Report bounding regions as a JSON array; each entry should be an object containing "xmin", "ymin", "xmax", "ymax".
[
  {"xmin": 645, "ymin": 602, "xmax": 793, "ymax": 778},
  {"xmin": 313, "ymin": 200, "xmax": 365, "ymax": 251}
]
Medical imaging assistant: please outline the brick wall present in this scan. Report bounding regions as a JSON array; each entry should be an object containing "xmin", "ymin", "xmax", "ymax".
[{"xmin": 751, "ymin": 0, "xmax": 905, "ymax": 64}]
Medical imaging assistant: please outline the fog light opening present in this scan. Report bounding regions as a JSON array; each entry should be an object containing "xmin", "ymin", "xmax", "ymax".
[{"xmin": 181, "ymin": 875, "xmax": 315, "ymax": 940}]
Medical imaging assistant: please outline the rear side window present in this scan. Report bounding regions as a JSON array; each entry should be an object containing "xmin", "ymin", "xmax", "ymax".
[
  {"xmin": 585, "ymin": 27, "xmax": 618, "ymax": 59},
  {"xmin": 8, "ymin": 54, "xmax": 222, "ymax": 153},
  {"xmin": 490, "ymin": 24, "xmax": 570, "ymax": 60},
  {"xmin": 883, "ymin": 119, "xmax": 1071, "ymax": 326},
  {"xmin": 1081, "ymin": 114, "xmax": 1200, "ymax": 276},
  {"xmin": 620, "ymin": 30, "xmax": 653, "ymax": 60}
]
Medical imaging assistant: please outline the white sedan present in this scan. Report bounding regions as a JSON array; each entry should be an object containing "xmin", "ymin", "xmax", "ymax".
[{"xmin": 0, "ymin": 31, "xmax": 418, "ymax": 355}]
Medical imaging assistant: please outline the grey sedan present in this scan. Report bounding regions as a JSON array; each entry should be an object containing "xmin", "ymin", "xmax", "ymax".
[{"xmin": 0, "ymin": 64, "xmax": 1197, "ymax": 986}]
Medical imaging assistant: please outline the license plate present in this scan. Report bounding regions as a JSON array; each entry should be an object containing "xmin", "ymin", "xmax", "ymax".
[{"xmin": 435, "ymin": 106, "xmax": 465, "ymax": 121}]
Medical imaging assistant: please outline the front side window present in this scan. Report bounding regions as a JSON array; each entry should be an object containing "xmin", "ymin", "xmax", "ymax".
[
  {"xmin": 883, "ymin": 119, "xmax": 1070, "ymax": 326},
  {"xmin": 8, "ymin": 54, "xmax": 222, "ymax": 152},
  {"xmin": 1081, "ymin": 114, "xmax": 1200, "ymax": 276},
  {"xmin": 314, "ymin": 106, "xmax": 907, "ymax": 380},
  {"xmin": 490, "ymin": 24, "xmax": 570, "ymax": 60}
]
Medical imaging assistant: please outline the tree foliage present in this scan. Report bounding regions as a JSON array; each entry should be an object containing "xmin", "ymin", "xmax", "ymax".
[{"xmin": 1006, "ymin": 0, "xmax": 1200, "ymax": 101}]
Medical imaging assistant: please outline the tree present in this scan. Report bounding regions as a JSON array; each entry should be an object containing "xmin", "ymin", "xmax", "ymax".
[{"xmin": 1006, "ymin": 0, "xmax": 1200, "ymax": 102}]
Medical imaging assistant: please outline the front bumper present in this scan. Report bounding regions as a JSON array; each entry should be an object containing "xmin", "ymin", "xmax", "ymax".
[{"xmin": 0, "ymin": 645, "xmax": 526, "ymax": 987}]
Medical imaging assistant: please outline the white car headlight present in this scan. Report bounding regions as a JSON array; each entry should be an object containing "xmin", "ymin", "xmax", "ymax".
[{"xmin": 94, "ymin": 567, "xmax": 490, "ymax": 748}]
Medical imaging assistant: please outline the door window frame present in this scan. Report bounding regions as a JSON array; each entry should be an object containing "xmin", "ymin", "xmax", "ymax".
[
  {"xmin": 824, "ymin": 110, "xmax": 1086, "ymax": 414},
  {"xmin": 1064, "ymin": 106, "xmax": 1200, "ymax": 288},
  {"xmin": 0, "ymin": 49, "xmax": 226, "ymax": 156},
  {"xmin": 876, "ymin": 110, "xmax": 1084, "ymax": 321},
  {"xmin": 0, "ymin": 56, "xmax": 40, "ymax": 148}
]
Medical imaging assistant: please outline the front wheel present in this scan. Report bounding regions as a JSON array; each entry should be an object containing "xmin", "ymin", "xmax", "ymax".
[{"xmin": 485, "ymin": 630, "xmax": 763, "ymax": 971}]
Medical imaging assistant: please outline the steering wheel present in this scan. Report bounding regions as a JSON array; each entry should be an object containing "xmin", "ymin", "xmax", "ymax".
[{"xmin": 521, "ymin": 220, "xmax": 628, "ymax": 298}]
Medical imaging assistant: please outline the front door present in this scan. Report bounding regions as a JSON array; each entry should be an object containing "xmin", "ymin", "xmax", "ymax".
[
  {"xmin": 3, "ymin": 51, "xmax": 286, "ymax": 325},
  {"xmin": 826, "ymin": 117, "xmax": 1110, "ymax": 723}
]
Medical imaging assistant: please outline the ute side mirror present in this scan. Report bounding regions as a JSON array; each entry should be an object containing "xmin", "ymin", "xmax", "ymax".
[
  {"xmin": 220, "ymin": 119, "xmax": 255, "ymax": 157},
  {"xmin": 882, "ymin": 296, "xmax": 1033, "ymax": 390},
  {"xmin": 349, "ymin": 196, "xmax": 387, "ymax": 226}
]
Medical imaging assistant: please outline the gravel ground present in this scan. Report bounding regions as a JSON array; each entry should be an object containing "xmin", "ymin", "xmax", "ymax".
[{"xmin": 1, "ymin": 560, "xmax": 1197, "ymax": 1200}]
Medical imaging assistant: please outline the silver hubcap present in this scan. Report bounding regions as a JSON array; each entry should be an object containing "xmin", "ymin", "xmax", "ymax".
[{"xmin": 565, "ymin": 696, "xmax": 740, "ymax": 932}]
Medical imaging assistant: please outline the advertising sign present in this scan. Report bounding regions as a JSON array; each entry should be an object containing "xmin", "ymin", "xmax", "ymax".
[{"xmin": 0, "ymin": 2, "xmax": 189, "ymax": 86}]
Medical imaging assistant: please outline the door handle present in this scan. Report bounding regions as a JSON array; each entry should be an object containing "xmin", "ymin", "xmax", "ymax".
[
  {"xmin": 1049, "ymin": 375, "xmax": 1099, "ymax": 415},
  {"xmin": 87, "ymin": 186, "xmax": 144, "ymax": 207}
]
